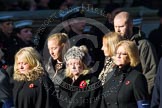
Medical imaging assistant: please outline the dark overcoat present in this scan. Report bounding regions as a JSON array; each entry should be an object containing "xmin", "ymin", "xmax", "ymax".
[
  {"xmin": 13, "ymin": 75, "xmax": 59, "ymax": 108},
  {"xmin": 101, "ymin": 65, "xmax": 150, "ymax": 108},
  {"xmin": 44, "ymin": 57, "xmax": 65, "ymax": 97},
  {"xmin": 59, "ymin": 73, "xmax": 102, "ymax": 108}
]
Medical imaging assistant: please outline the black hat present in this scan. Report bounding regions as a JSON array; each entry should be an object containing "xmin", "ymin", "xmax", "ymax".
[
  {"xmin": 14, "ymin": 20, "xmax": 33, "ymax": 29},
  {"xmin": 62, "ymin": 6, "xmax": 85, "ymax": 21},
  {"xmin": 0, "ymin": 15, "xmax": 13, "ymax": 22}
]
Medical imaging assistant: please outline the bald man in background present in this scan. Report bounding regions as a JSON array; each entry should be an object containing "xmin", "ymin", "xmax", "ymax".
[{"xmin": 114, "ymin": 11, "xmax": 158, "ymax": 95}]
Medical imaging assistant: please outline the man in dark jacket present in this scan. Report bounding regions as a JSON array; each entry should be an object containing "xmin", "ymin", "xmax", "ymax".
[
  {"xmin": 0, "ymin": 49, "xmax": 13, "ymax": 108},
  {"xmin": 148, "ymin": 7, "xmax": 162, "ymax": 60},
  {"xmin": 114, "ymin": 11, "xmax": 158, "ymax": 95},
  {"xmin": 151, "ymin": 58, "xmax": 162, "ymax": 108},
  {"xmin": 0, "ymin": 68, "xmax": 13, "ymax": 108}
]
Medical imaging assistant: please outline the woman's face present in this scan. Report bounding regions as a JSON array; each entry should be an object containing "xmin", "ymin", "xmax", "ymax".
[
  {"xmin": 101, "ymin": 39, "xmax": 110, "ymax": 56},
  {"xmin": 17, "ymin": 28, "xmax": 33, "ymax": 43},
  {"xmin": 17, "ymin": 55, "xmax": 31, "ymax": 74},
  {"xmin": 115, "ymin": 45, "xmax": 130, "ymax": 68},
  {"xmin": 67, "ymin": 59, "xmax": 83, "ymax": 76},
  {"xmin": 48, "ymin": 39, "xmax": 64, "ymax": 61},
  {"xmin": 0, "ymin": 21, "xmax": 13, "ymax": 35}
]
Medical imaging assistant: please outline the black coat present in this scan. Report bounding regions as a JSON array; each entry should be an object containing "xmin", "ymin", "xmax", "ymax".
[
  {"xmin": 101, "ymin": 65, "xmax": 150, "ymax": 108},
  {"xmin": 0, "ymin": 68, "xmax": 12, "ymax": 102},
  {"xmin": 44, "ymin": 57, "xmax": 66, "ymax": 97},
  {"xmin": 58, "ymin": 73, "xmax": 102, "ymax": 108},
  {"xmin": 13, "ymin": 75, "xmax": 59, "ymax": 108}
]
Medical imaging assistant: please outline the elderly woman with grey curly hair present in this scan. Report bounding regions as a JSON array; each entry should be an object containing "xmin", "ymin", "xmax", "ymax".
[{"xmin": 58, "ymin": 45, "xmax": 102, "ymax": 108}]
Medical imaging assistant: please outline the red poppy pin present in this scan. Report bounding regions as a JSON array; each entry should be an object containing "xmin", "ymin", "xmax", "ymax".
[
  {"xmin": 2, "ymin": 65, "xmax": 7, "ymax": 70},
  {"xmin": 29, "ymin": 83, "xmax": 35, "ymax": 88},
  {"xmin": 79, "ymin": 80, "xmax": 90, "ymax": 89},
  {"xmin": 125, "ymin": 80, "xmax": 130, "ymax": 85}
]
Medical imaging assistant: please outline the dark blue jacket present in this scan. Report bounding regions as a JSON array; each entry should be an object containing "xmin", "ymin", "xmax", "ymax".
[{"xmin": 151, "ymin": 58, "xmax": 162, "ymax": 108}]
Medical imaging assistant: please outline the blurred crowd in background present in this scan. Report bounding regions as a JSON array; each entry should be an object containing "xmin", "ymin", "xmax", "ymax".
[{"xmin": 0, "ymin": 0, "xmax": 162, "ymax": 11}]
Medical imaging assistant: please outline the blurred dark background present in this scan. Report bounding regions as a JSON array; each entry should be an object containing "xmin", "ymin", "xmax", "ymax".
[{"xmin": 0, "ymin": 0, "xmax": 162, "ymax": 37}]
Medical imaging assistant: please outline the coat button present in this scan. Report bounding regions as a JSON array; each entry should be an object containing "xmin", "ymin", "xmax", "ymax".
[
  {"xmin": 107, "ymin": 102, "xmax": 110, "ymax": 105},
  {"xmin": 115, "ymin": 102, "xmax": 118, "ymax": 105}
]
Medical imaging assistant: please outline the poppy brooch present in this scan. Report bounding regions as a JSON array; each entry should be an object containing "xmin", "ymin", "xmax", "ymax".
[
  {"xmin": 79, "ymin": 79, "xmax": 90, "ymax": 89},
  {"xmin": 125, "ymin": 80, "xmax": 130, "ymax": 85},
  {"xmin": 2, "ymin": 65, "xmax": 7, "ymax": 70},
  {"xmin": 29, "ymin": 83, "xmax": 35, "ymax": 88}
]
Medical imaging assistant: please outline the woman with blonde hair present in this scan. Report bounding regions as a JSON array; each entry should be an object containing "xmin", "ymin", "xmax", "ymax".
[
  {"xmin": 98, "ymin": 32, "xmax": 123, "ymax": 85},
  {"xmin": 13, "ymin": 47, "xmax": 58, "ymax": 108},
  {"xmin": 44, "ymin": 33, "xmax": 70, "ymax": 98},
  {"xmin": 101, "ymin": 40, "xmax": 150, "ymax": 108}
]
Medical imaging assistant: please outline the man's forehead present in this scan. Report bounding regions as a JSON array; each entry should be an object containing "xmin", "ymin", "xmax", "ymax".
[
  {"xmin": 114, "ymin": 18, "xmax": 127, "ymax": 25},
  {"xmin": 114, "ymin": 12, "xmax": 129, "ymax": 20}
]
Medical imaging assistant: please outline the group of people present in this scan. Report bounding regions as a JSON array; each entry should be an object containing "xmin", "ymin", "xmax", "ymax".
[
  {"xmin": 0, "ymin": 16, "xmax": 35, "ymax": 66},
  {"xmin": 0, "ymin": 5, "xmax": 162, "ymax": 108},
  {"xmin": 0, "ymin": 0, "xmax": 76, "ymax": 11}
]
